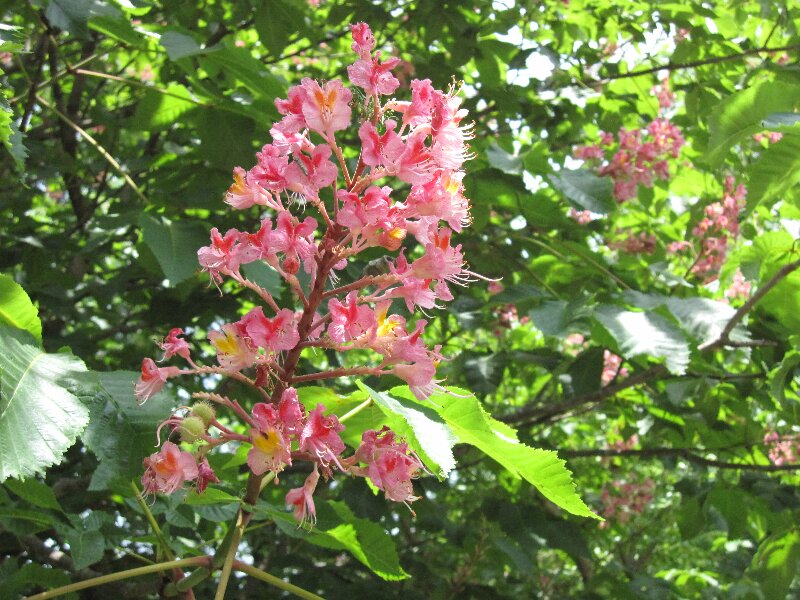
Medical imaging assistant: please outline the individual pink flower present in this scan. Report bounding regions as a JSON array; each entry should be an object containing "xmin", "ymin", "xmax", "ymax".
[
  {"xmin": 279, "ymin": 387, "xmax": 305, "ymax": 436},
  {"xmin": 249, "ymin": 144, "xmax": 290, "ymax": 193},
  {"xmin": 142, "ymin": 441, "xmax": 198, "ymax": 495},
  {"xmin": 135, "ymin": 358, "xmax": 181, "ymax": 403},
  {"xmin": 247, "ymin": 402, "xmax": 292, "ymax": 476},
  {"xmin": 208, "ymin": 322, "xmax": 257, "ymax": 370},
  {"xmin": 350, "ymin": 22, "xmax": 375, "ymax": 59},
  {"xmin": 197, "ymin": 227, "xmax": 259, "ymax": 283},
  {"xmin": 225, "ymin": 166, "xmax": 273, "ymax": 210},
  {"xmin": 286, "ymin": 465, "xmax": 321, "ymax": 524},
  {"xmin": 241, "ymin": 306, "xmax": 299, "ymax": 352},
  {"xmin": 299, "ymin": 404, "xmax": 346, "ymax": 468},
  {"xmin": 391, "ymin": 359, "xmax": 440, "ymax": 401},
  {"xmin": 159, "ymin": 328, "xmax": 191, "ymax": 362},
  {"xmin": 328, "ymin": 291, "xmax": 377, "ymax": 342},
  {"xmin": 274, "ymin": 85, "xmax": 308, "ymax": 134},
  {"xmin": 354, "ymin": 427, "xmax": 423, "ymax": 503},
  {"xmin": 285, "ymin": 145, "xmax": 338, "ymax": 199},
  {"xmin": 299, "ymin": 78, "xmax": 352, "ymax": 136},
  {"xmin": 269, "ymin": 210, "xmax": 318, "ymax": 274},
  {"xmin": 195, "ymin": 457, "xmax": 220, "ymax": 493}
]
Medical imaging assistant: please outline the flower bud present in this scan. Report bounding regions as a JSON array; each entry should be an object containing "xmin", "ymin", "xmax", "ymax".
[
  {"xmin": 179, "ymin": 416, "xmax": 207, "ymax": 443},
  {"xmin": 190, "ymin": 401, "xmax": 216, "ymax": 427}
]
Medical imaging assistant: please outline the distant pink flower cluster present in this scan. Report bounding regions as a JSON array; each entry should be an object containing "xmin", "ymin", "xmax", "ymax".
[
  {"xmin": 753, "ymin": 132, "xmax": 783, "ymax": 145},
  {"xmin": 136, "ymin": 23, "xmax": 477, "ymax": 516},
  {"xmin": 764, "ymin": 431, "xmax": 800, "ymax": 466},
  {"xmin": 600, "ymin": 477, "xmax": 654, "ymax": 526},
  {"xmin": 724, "ymin": 268, "xmax": 752, "ymax": 302},
  {"xmin": 601, "ymin": 350, "xmax": 628, "ymax": 386},
  {"xmin": 608, "ymin": 230, "xmax": 657, "ymax": 255},
  {"xmin": 652, "ymin": 77, "xmax": 675, "ymax": 109},
  {"xmin": 690, "ymin": 175, "xmax": 747, "ymax": 278},
  {"xmin": 574, "ymin": 113, "xmax": 684, "ymax": 202},
  {"xmin": 568, "ymin": 208, "xmax": 593, "ymax": 225}
]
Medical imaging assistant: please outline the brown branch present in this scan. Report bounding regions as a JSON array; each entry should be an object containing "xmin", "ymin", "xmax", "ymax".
[
  {"xmin": 700, "ymin": 257, "xmax": 800, "ymax": 351},
  {"xmin": 562, "ymin": 446, "xmax": 800, "ymax": 472},
  {"xmin": 586, "ymin": 42, "xmax": 800, "ymax": 85}
]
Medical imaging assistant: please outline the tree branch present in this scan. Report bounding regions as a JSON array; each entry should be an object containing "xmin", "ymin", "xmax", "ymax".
[
  {"xmin": 585, "ymin": 42, "xmax": 800, "ymax": 85},
  {"xmin": 562, "ymin": 446, "xmax": 800, "ymax": 472},
  {"xmin": 700, "ymin": 257, "xmax": 800, "ymax": 351}
]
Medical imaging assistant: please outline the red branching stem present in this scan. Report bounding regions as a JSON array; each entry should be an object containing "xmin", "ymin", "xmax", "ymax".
[
  {"xmin": 322, "ymin": 275, "xmax": 388, "ymax": 299},
  {"xmin": 194, "ymin": 367, "xmax": 272, "ymax": 403},
  {"xmin": 289, "ymin": 366, "xmax": 386, "ymax": 384},
  {"xmin": 326, "ymin": 134, "xmax": 352, "ymax": 189},
  {"xmin": 238, "ymin": 277, "xmax": 280, "ymax": 313}
]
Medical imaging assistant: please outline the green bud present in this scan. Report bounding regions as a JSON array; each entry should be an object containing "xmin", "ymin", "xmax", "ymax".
[
  {"xmin": 179, "ymin": 416, "xmax": 207, "ymax": 443},
  {"xmin": 190, "ymin": 401, "xmax": 216, "ymax": 427}
]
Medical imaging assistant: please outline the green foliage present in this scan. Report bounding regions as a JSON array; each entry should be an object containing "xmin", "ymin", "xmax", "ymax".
[
  {"xmin": 3, "ymin": 0, "xmax": 800, "ymax": 596},
  {"xmin": 0, "ymin": 274, "xmax": 42, "ymax": 343},
  {"xmin": 0, "ymin": 326, "xmax": 92, "ymax": 482}
]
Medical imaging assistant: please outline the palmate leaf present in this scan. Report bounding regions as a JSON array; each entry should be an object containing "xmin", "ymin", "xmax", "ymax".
[
  {"xmin": 0, "ymin": 327, "xmax": 92, "ymax": 482},
  {"xmin": 390, "ymin": 387, "xmax": 599, "ymax": 519},
  {"xmin": 255, "ymin": 499, "xmax": 409, "ymax": 580},
  {"xmin": 747, "ymin": 133, "xmax": 800, "ymax": 208}
]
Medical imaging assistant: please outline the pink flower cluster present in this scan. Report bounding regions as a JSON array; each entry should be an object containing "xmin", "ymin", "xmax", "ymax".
[
  {"xmin": 136, "ymin": 23, "xmax": 477, "ymax": 517},
  {"xmin": 689, "ymin": 175, "xmax": 747, "ymax": 278},
  {"xmin": 764, "ymin": 431, "xmax": 800, "ymax": 466},
  {"xmin": 753, "ymin": 131, "xmax": 783, "ymax": 145},
  {"xmin": 601, "ymin": 350, "xmax": 628, "ymax": 387},
  {"xmin": 607, "ymin": 230, "xmax": 657, "ymax": 255},
  {"xmin": 574, "ymin": 117, "xmax": 684, "ymax": 202},
  {"xmin": 599, "ymin": 477, "xmax": 654, "ymax": 526},
  {"xmin": 724, "ymin": 268, "xmax": 752, "ymax": 303}
]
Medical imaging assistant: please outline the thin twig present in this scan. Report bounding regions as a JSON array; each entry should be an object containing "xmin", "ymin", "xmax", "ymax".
[
  {"xmin": 700, "ymin": 257, "xmax": 800, "ymax": 351},
  {"xmin": 35, "ymin": 94, "xmax": 149, "ymax": 203}
]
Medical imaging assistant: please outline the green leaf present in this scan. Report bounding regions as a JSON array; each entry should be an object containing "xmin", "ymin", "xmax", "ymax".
[
  {"xmin": 256, "ymin": 500, "xmax": 409, "ymax": 580},
  {"xmin": 594, "ymin": 305, "xmax": 690, "ymax": 375},
  {"xmin": 88, "ymin": 14, "xmax": 142, "ymax": 46},
  {"xmin": 0, "ymin": 274, "xmax": 41, "ymax": 343},
  {"xmin": 391, "ymin": 387, "xmax": 599, "ymax": 519},
  {"xmin": 160, "ymin": 30, "xmax": 205, "ymax": 60},
  {"xmin": 81, "ymin": 371, "xmax": 175, "ymax": 490},
  {"xmin": 748, "ymin": 528, "xmax": 800, "ymax": 599},
  {"xmin": 62, "ymin": 512, "xmax": 107, "ymax": 570},
  {"xmin": 706, "ymin": 80, "xmax": 800, "ymax": 168},
  {"xmin": 0, "ymin": 562, "xmax": 72, "ymax": 599},
  {"xmin": 748, "ymin": 133, "xmax": 800, "ymax": 208},
  {"xmin": 548, "ymin": 168, "xmax": 615, "ymax": 214},
  {"xmin": 356, "ymin": 382, "xmax": 458, "ymax": 478},
  {"xmin": 623, "ymin": 291, "xmax": 750, "ymax": 346},
  {"xmin": 255, "ymin": 0, "xmax": 308, "ymax": 57},
  {"xmin": 132, "ymin": 83, "xmax": 199, "ymax": 131},
  {"xmin": 770, "ymin": 350, "xmax": 800, "ymax": 405},
  {"xmin": 138, "ymin": 213, "xmax": 208, "ymax": 285},
  {"xmin": 45, "ymin": 0, "xmax": 118, "ymax": 36},
  {"xmin": 0, "ymin": 327, "xmax": 92, "ymax": 482},
  {"xmin": 1, "ymin": 91, "xmax": 27, "ymax": 175},
  {"xmin": 183, "ymin": 487, "xmax": 241, "ymax": 506},
  {"xmin": 487, "ymin": 143, "xmax": 523, "ymax": 174},
  {"xmin": 200, "ymin": 47, "xmax": 286, "ymax": 104},
  {"xmin": 4, "ymin": 478, "xmax": 64, "ymax": 513}
]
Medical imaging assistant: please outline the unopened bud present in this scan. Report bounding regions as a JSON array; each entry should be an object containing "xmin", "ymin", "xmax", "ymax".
[
  {"xmin": 190, "ymin": 402, "xmax": 216, "ymax": 427},
  {"xmin": 180, "ymin": 416, "xmax": 207, "ymax": 443},
  {"xmin": 283, "ymin": 255, "xmax": 300, "ymax": 274}
]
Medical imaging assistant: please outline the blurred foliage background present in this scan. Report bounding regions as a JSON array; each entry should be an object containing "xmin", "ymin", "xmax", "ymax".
[{"xmin": 2, "ymin": 0, "xmax": 800, "ymax": 597}]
